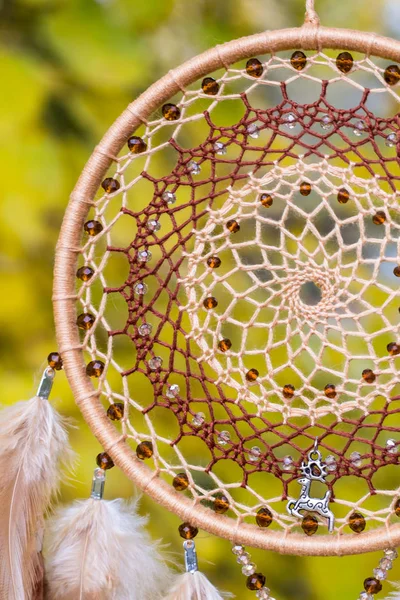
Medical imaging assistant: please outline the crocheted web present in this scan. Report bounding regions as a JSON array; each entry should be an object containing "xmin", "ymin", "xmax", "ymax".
[{"xmin": 77, "ymin": 50, "xmax": 400, "ymax": 535}]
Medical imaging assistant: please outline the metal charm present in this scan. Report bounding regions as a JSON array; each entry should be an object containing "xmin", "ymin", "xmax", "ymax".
[
  {"xmin": 287, "ymin": 439, "xmax": 335, "ymax": 533},
  {"xmin": 183, "ymin": 540, "xmax": 198, "ymax": 574}
]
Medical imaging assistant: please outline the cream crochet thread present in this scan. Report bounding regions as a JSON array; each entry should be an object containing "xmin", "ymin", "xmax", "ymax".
[{"xmin": 74, "ymin": 49, "xmax": 400, "ymax": 547}]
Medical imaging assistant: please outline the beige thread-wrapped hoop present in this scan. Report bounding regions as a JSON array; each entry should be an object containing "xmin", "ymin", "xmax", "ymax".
[{"xmin": 54, "ymin": 23, "xmax": 400, "ymax": 556}]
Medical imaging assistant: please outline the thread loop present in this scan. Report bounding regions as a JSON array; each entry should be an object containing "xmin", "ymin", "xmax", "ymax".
[{"xmin": 304, "ymin": 0, "xmax": 320, "ymax": 26}]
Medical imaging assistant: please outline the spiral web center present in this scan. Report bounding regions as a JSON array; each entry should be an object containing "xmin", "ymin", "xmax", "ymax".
[{"xmin": 181, "ymin": 162, "xmax": 400, "ymax": 418}]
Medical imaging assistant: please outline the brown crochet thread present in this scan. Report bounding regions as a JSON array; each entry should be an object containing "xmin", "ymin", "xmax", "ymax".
[{"xmin": 54, "ymin": 29, "xmax": 400, "ymax": 556}]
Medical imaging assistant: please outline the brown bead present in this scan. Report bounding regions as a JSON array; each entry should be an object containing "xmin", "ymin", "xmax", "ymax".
[
  {"xmin": 300, "ymin": 182, "xmax": 312, "ymax": 196},
  {"xmin": 127, "ymin": 135, "xmax": 147, "ymax": 153},
  {"xmin": 336, "ymin": 51, "xmax": 354, "ymax": 73},
  {"xmin": 384, "ymin": 65, "xmax": 400, "ymax": 86},
  {"xmin": 290, "ymin": 51, "xmax": 307, "ymax": 71},
  {"xmin": 162, "ymin": 103, "xmax": 181, "ymax": 121},
  {"xmin": 86, "ymin": 360, "xmax": 105, "ymax": 378},
  {"xmin": 136, "ymin": 441, "xmax": 153, "ymax": 460},
  {"xmin": 96, "ymin": 451, "xmax": 114, "ymax": 470},
  {"xmin": 337, "ymin": 188, "xmax": 350, "ymax": 204},
  {"xmin": 302, "ymin": 515, "xmax": 318, "ymax": 536},
  {"xmin": 84, "ymin": 220, "xmax": 103, "ymax": 236},
  {"xmin": 246, "ymin": 368, "xmax": 259, "ymax": 382},
  {"xmin": 349, "ymin": 512, "xmax": 366, "ymax": 533},
  {"xmin": 203, "ymin": 297, "xmax": 218, "ymax": 309},
  {"xmin": 76, "ymin": 265, "xmax": 94, "ymax": 282},
  {"xmin": 362, "ymin": 369, "xmax": 376, "ymax": 383},
  {"xmin": 283, "ymin": 384, "xmax": 295, "ymax": 399},
  {"xmin": 246, "ymin": 573, "xmax": 266, "ymax": 591},
  {"xmin": 207, "ymin": 256, "xmax": 221, "ymax": 269},
  {"xmin": 101, "ymin": 177, "xmax": 120, "ymax": 193},
  {"xmin": 373, "ymin": 211, "xmax": 386, "ymax": 225},
  {"xmin": 218, "ymin": 338, "xmax": 232, "ymax": 352},
  {"xmin": 387, "ymin": 342, "xmax": 400, "ymax": 356},
  {"xmin": 364, "ymin": 578, "xmax": 382, "ymax": 594},
  {"xmin": 178, "ymin": 522, "xmax": 198, "ymax": 540},
  {"xmin": 214, "ymin": 494, "xmax": 230, "ymax": 514},
  {"xmin": 246, "ymin": 58, "xmax": 264, "ymax": 78},
  {"xmin": 76, "ymin": 313, "xmax": 95, "ymax": 331},
  {"xmin": 394, "ymin": 498, "xmax": 400, "ymax": 516},
  {"xmin": 201, "ymin": 77, "xmax": 220, "ymax": 95},
  {"xmin": 324, "ymin": 384, "xmax": 337, "ymax": 399},
  {"xmin": 47, "ymin": 352, "xmax": 63, "ymax": 371},
  {"xmin": 394, "ymin": 266, "xmax": 400, "ymax": 277},
  {"xmin": 260, "ymin": 193, "xmax": 273, "ymax": 207},
  {"xmin": 226, "ymin": 219, "xmax": 240, "ymax": 233},
  {"xmin": 107, "ymin": 403, "xmax": 124, "ymax": 421},
  {"xmin": 173, "ymin": 473, "xmax": 189, "ymax": 491},
  {"xmin": 256, "ymin": 507, "xmax": 273, "ymax": 528}
]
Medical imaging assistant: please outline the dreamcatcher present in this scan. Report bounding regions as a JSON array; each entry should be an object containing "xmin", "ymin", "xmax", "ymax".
[{"xmin": 3, "ymin": 0, "xmax": 400, "ymax": 598}]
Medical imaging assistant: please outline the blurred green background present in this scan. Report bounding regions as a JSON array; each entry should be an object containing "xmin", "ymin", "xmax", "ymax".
[{"xmin": 2, "ymin": 0, "xmax": 400, "ymax": 597}]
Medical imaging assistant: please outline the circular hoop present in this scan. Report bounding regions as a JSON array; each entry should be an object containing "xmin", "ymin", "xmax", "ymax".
[{"xmin": 54, "ymin": 25, "xmax": 400, "ymax": 556}]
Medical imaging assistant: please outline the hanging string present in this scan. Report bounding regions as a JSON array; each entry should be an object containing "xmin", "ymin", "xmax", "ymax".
[{"xmin": 304, "ymin": 0, "xmax": 320, "ymax": 26}]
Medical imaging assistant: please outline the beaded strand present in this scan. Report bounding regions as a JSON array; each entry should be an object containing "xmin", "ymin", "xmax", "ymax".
[{"xmin": 231, "ymin": 544, "xmax": 398, "ymax": 598}]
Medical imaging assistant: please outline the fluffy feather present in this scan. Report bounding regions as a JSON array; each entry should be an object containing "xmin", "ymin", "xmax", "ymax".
[
  {"xmin": 164, "ymin": 571, "xmax": 232, "ymax": 600},
  {"xmin": 44, "ymin": 497, "xmax": 172, "ymax": 600},
  {"xmin": 0, "ymin": 395, "xmax": 73, "ymax": 600},
  {"xmin": 384, "ymin": 583, "xmax": 400, "ymax": 600}
]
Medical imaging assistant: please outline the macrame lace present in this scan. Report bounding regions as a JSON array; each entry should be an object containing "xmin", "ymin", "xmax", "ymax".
[{"xmin": 77, "ymin": 50, "xmax": 400, "ymax": 535}]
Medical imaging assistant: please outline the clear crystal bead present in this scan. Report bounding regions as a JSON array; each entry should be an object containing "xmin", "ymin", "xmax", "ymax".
[
  {"xmin": 256, "ymin": 589, "xmax": 271, "ymax": 599},
  {"xmin": 242, "ymin": 563, "xmax": 257, "ymax": 576},
  {"xmin": 162, "ymin": 190, "xmax": 176, "ymax": 204},
  {"xmin": 283, "ymin": 112, "xmax": 297, "ymax": 129},
  {"xmin": 138, "ymin": 323, "xmax": 152, "ymax": 336},
  {"xmin": 373, "ymin": 567, "xmax": 387, "ymax": 581},
  {"xmin": 237, "ymin": 552, "xmax": 250, "ymax": 565},
  {"xmin": 192, "ymin": 412, "xmax": 205, "ymax": 428},
  {"xmin": 218, "ymin": 430, "xmax": 231, "ymax": 445},
  {"xmin": 91, "ymin": 468, "xmax": 106, "ymax": 500},
  {"xmin": 353, "ymin": 120, "xmax": 365, "ymax": 136},
  {"xmin": 359, "ymin": 593, "xmax": 373, "ymax": 600},
  {"xmin": 149, "ymin": 356, "xmax": 163, "ymax": 370},
  {"xmin": 385, "ymin": 548, "xmax": 398, "ymax": 559},
  {"xmin": 282, "ymin": 455, "xmax": 293, "ymax": 470},
  {"xmin": 249, "ymin": 446, "xmax": 262, "ymax": 462},
  {"xmin": 321, "ymin": 115, "xmax": 333, "ymax": 130},
  {"xmin": 188, "ymin": 160, "xmax": 201, "ymax": 175},
  {"xmin": 232, "ymin": 544, "xmax": 245, "ymax": 555},
  {"xmin": 325, "ymin": 455, "xmax": 337, "ymax": 472},
  {"xmin": 386, "ymin": 438, "xmax": 398, "ymax": 454},
  {"xmin": 147, "ymin": 219, "xmax": 161, "ymax": 232},
  {"xmin": 166, "ymin": 384, "xmax": 180, "ymax": 398},
  {"xmin": 379, "ymin": 557, "xmax": 393, "ymax": 571},
  {"xmin": 246, "ymin": 123, "xmax": 260, "ymax": 139},
  {"xmin": 350, "ymin": 451, "xmax": 362, "ymax": 467},
  {"xmin": 214, "ymin": 141, "xmax": 227, "ymax": 155},
  {"xmin": 386, "ymin": 132, "xmax": 397, "ymax": 147},
  {"xmin": 138, "ymin": 249, "xmax": 152, "ymax": 262},
  {"xmin": 134, "ymin": 282, "xmax": 148, "ymax": 295}
]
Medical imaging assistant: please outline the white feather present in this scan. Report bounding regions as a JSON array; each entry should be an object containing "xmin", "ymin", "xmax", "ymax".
[
  {"xmin": 384, "ymin": 582, "xmax": 400, "ymax": 600},
  {"xmin": 164, "ymin": 571, "xmax": 232, "ymax": 600},
  {"xmin": 44, "ymin": 497, "xmax": 172, "ymax": 600},
  {"xmin": 0, "ymin": 395, "xmax": 73, "ymax": 600}
]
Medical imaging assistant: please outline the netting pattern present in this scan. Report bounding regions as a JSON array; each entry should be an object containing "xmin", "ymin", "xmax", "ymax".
[{"xmin": 76, "ymin": 51, "xmax": 400, "ymax": 534}]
